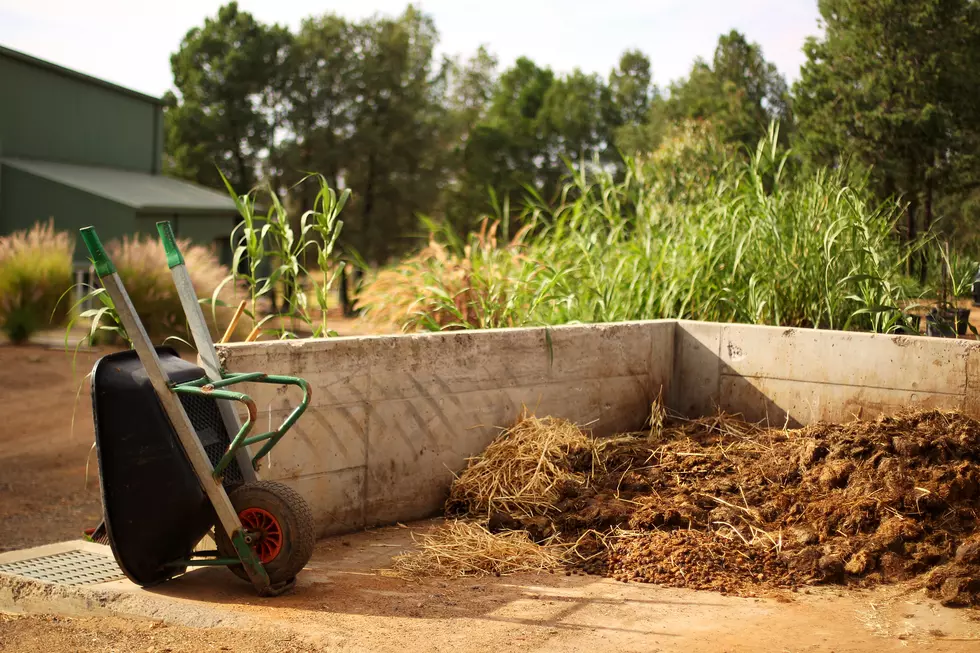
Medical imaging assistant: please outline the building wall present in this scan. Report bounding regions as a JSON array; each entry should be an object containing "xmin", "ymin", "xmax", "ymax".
[
  {"xmin": 0, "ymin": 164, "xmax": 138, "ymax": 262},
  {"xmin": 0, "ymin": 166, "xmax": 238, "ymax": 264},
  {"xmin": 136, "ymin": 213, "xmax": 237, "ymax": 267},
  {"xmin": 0, "ymin": 54, "xmax": 159, "ymax": 173}
]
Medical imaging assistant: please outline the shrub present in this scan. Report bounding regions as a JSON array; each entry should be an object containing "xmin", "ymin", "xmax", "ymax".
[
  {"xmin": 104, "ymin": 234, "xmax": 250, "ymax": 344},
  {"xmin": 0, "ymin": 219, "xmax": 73, "ymax": 344}
]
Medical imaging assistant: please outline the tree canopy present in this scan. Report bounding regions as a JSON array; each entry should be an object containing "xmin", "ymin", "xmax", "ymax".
[
  {"xmin": 163, "ymin": 1, "xmax": 980, "ymax": 269},
  {"xmin": 164, "ymin": 2, "xmax": 290, "ymax": 191},
  {"xmin": 793, "ymin": 0, "xmax": 980, "ymax": 274}
]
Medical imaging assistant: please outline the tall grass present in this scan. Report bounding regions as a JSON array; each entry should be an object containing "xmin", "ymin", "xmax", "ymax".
[
  {"xmin": 0, "ymin": 219, "xmax": 74, "ymax": 343},
  {"xmin": 359, "ymin": 121, "xmax": 919, "ymax": 334},
  {"xmin": 356, "ymin": 216, "xmax": 566, "ymax": 330}
]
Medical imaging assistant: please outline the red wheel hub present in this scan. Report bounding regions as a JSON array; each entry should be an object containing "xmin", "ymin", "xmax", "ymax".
[{"xmin": 239, "ymin": 507, "xmax": 283, "ymax": 563}]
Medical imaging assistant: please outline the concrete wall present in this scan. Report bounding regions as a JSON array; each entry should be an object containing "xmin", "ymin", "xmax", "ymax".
[
  {"xmin": 217, "ymin": 321, "xmax": 674, "ymax": 537},
  {"xmin": 669, "ymin": 320, "xmax": 980, "ymax": 427},
  {"xmin": 216, "ymin": 318, "xmax": 980, "ymax": 537}
]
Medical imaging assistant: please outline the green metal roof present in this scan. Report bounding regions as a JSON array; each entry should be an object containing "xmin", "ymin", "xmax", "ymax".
[
  {"xmin": 0, "ymin": 45, "xmax": 164, "ymax": 106},
  {"xmin": 1, "ymin": 158, "xmax": 239, "ymax": 214}
]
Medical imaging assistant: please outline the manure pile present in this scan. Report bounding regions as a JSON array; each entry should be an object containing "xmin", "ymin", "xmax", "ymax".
[{"xmin": 388, "ymin": 408, "xmax": 980, "ymax": 607}]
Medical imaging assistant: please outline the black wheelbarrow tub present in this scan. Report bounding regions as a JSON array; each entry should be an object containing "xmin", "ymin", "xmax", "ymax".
[{"xmin": 90, "ymin": 346, "xmax": 244, "ymax": 587}]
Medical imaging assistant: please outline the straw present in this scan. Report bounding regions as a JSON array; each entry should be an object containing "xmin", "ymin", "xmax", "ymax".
[
  {"xmin": 446, "ymin": 411, "xmax": 598, "ymax": 519},
  {"xmin": 384, "ymin": 521, "xmax": 570, "ymax": 580}
]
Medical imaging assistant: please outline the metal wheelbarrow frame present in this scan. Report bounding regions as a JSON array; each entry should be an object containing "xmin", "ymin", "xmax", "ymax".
[{"xmin": 80, "ymin": 223, "xmax": 314, "ymax": 597}]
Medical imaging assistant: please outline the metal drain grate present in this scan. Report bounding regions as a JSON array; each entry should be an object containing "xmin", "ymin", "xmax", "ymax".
[{"xmin": 0, "ymin": 549, "xmax": 125, "ymax": 586}]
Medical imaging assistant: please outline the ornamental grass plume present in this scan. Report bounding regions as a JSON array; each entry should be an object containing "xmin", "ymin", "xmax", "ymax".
[{"xmin": 0, "ymin": 219, "xmax": 73, "ymax": 343}]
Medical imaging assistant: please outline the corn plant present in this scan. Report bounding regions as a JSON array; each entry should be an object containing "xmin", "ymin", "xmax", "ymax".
[{"xmin": 215, "ymin": 171, "xmax": 347, "ymax": 340}]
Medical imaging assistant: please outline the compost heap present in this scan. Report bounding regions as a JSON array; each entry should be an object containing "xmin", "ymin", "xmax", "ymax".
[{"xmin": 397, "ymin": 408, "xmax": 980, "ymax": 607}]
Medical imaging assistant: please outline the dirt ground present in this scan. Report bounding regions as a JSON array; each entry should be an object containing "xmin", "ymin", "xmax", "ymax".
[
  {"xmin": 0, "ymin": 613, "xmax": 315, "ymax": 653},
  {"xmin": 2, "ymin": 524, "xmax": 980, "ymax": 652},
  {"xmin": 1, "ymin": 328, "xmax": 980, "ymax": 652},
  {"xmin": 0, "ymin": 344, "xmax": 112, "ymax": 553}
]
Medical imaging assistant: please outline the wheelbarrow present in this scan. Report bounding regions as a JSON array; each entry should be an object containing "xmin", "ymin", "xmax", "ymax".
[{"xmin": 79, "ymin": 222, "xmax": 314, "ymax": 597}]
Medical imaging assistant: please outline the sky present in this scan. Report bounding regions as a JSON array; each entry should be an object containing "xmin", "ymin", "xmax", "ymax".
[{"xmin": 0, "ymin": 0, "xmax": 824, "ymax": 100}]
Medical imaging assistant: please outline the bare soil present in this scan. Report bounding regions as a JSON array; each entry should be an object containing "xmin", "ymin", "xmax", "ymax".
[
  {"xmin": 0, "ymin": 613, "xmax": 315, "ymax": 653},
  {"xmin": 3, "ymin": 524, "xmax": 980, "ymax": 652},
  {"xmin": 0, "ymin": 344, "xmax": 116, "ymax": 552}
]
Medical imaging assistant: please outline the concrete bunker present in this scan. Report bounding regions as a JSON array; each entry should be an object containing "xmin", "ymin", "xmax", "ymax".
[{"xmin": 215, "ymin": 319, "xmax": 980, "ymax": 538}]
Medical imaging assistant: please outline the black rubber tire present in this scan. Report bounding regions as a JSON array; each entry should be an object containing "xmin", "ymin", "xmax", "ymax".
[{"xmin": 215, "ymin": 481, "xmax": 315, "ymax": 586}]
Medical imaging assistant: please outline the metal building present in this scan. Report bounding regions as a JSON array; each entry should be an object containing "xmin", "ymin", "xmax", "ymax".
[{"xmin": 0, "ymin": 45, "xmax": 239, "ymax": 269}]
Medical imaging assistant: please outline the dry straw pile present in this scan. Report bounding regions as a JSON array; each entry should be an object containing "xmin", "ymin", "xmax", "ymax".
[{"xmin": 445, "ymin": 412, "xmax": 599, "ymax": 519}]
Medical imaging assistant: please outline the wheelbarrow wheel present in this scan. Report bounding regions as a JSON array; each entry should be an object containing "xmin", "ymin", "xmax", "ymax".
[{"xmin": 215, "ymin": 480, "xmax": 315, "ymax": 586}]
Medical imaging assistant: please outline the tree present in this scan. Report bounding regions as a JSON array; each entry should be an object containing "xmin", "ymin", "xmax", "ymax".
[
  {"xmin": 665, "ymin": 30, "xmax": 792, "ymax": 150},
  {"xmin": 444, "ymin": 46, "xmax": 498, "ymax": 132},
  {"xmin": 439, "ymin": 47, "xmax": 501, "ymax": 229},
  {"xmin": 275, "ymin": 14, "xmax": 356, "ymax": 208},
  {"xmin": 610, "ymin": 50, "xmax": 653, "ymax": 126},
  {"xmin": 452, "ymin": 56, "xmax": 622, "ymax": 222},
  {"xmin": 341, "ymin": 5, "xmax": 447, "ymax": 264},
  {"xmin": 609, "ymin": 50, "xmax": 662, "ymax": 155},
  {"xmin": 793, "ymin": 0, "xmax": 980, "ymax": 279},
  {"xmin": 164, "ymin": 2, "xmax": 291, "ymax": 192},
  {"xmin": 539, "ymin": 69, "xmax": 617, "ymax": 170},
  {"xmin": 452, "ymin": 57, "xmax": 555, "ymax": 219}
]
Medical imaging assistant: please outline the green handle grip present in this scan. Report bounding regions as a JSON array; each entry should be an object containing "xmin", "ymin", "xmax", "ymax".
[
  {"xmin": 156, "ymin": 221, "xmax": 184, "ymax": 268},
  {"xmin": 79, "ymin": 227, "xmax": 115, "ymax": 277}
]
